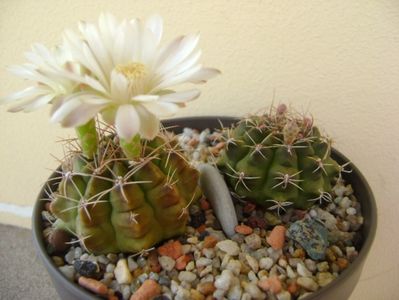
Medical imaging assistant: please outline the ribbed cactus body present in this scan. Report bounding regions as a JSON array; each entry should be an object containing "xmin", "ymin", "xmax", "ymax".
[
  {"xmin": 217, "ymin": 106, "xmax": 341, "ymax": 210},
  {"xmin": 50, "ymin": 135, "xmax": 201, "ymax": 254}
]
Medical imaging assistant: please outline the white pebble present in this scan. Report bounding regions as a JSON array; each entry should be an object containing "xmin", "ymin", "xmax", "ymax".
[
  {"xmin": 221, "ymin": 254, "xmax": 232, "ymax": 269},
  {"xmin": 186, "ymin": 261, "xmax": 195, "ymax": 271},
  {"xmin": 248, "ymin": 270, "xmax": 258, "ymax": 282},
  {"xmin": 297, "ymin": 262, "xmax": 312, "ymax": 277},
  {"xmin": 114, "ymin": 259, "xmax": 133, "ymax": 284},
  {"xmin": 215, "ymin": 269, "xmax": 234, "ymax": 290},
  {"xmin": 244, "ymin": 282, "xmax": 264, "ymax": 300},
  {"xmin": 277, "ymin": 290, "xmax": 292, "ymax": 300},
  {"xmin": 297, "ymin": 277, "xmax": 319, "ymax": 291},
  {"xmin": 216, "ymin": 240, "xmax": 240, "ymax": 256},
  {"xmin": 286, "ymin": 265, "xmax": 297, "ymax": 279},
  {"xmin": 226, "ymin": 259, "xmax": 241, "ymax": 276},
  {"xmin": 244, "ymin": 234, "xmax": 262, "ymax": 250},
  {"xmin": 259, "ymin": 257, "xmax": 274, "ymax": 270},
  {"xmin": 309, "ymin": 209, "xmax": 317, "ymax": 218},
  {"xmin": 245, "ymin": 255, "xmax": 259, "ymax": 273},
  {"xmin": 227, "ymin": 284, "xmax": 243, "ymax": 300},
  {"xmin": 346, "ymin": 207, "xmax": 357, "ymax": 215},
  {"xmin": 199, "ymin": 265, "xmax": 213, "ymax": 277},
  {"xmin": 213, "ymin": 288, "xmax": 227, "ymax": 300},
  {"xmin": 339, "ymin": 197, "xmax": 352, "ymax": 209},
  {"xmin": 202, "ymin": 248, "xmax": 216, "ymax": 259},
  {"xmin": 178, "ymin": 271, "xmax": 197, "ymax": 283},
  {"xmin": 196, "ymin": 257, "xmax": 213, "ymax": 267},
  {"xmin": 158, "ymin": 256, "xmax": 175, "ymax": 271}
]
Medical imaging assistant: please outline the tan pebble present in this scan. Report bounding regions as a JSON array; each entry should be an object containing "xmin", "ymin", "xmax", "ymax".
[
  {"xmin": 203, "ymin": 235, "xmax": 218, "ymax": 248},
  {"xmin": 235, "ymin": 224, "xmax": 253, "ymax": 235},
  {"xmin": 292, "ymin": 248, "xmax": 305, "ymax": 259},
  {"xmin": 197, "ymin": 282, "xmax": 216, "ymax": 295},
  {"xmin": 130, "ymin": 279, "xmax": 161, "ymax": 300},
  {"xmin": 326, "ymin": 248, "xmax": 337, "ymax": 262},
  {"xmin": 191, "ymin": 288, "xmax": 205, "ymax": 300},
  {"xmin": 266, "ymin": 225, "xmax": 286, "ymax": 250},
  {"xmin": 78, "ymin": 276, "xmax": 108, "ymax": 295},
  {"xmin": 257, "ymin": 276, "xmax": 282, "ymax": 294}
]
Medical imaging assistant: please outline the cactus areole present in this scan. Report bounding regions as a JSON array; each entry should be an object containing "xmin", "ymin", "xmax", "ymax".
[
  {"xmin": 49, "ymin": 126, "xmax": 202, "ymax": 254},
  {"xmin": 217, "ymin": 104, "xmax": 346, "ymax": 211}
]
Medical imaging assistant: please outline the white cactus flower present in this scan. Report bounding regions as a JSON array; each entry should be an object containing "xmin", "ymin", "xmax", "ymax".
[
  {"xmin": 1, "ymin": 13, "xmax": 220, "ymax": 141},
  {"xmin": 56, "ymin": 13, "xmax": 220, "ymax": 140},
  {"xmin": 0, "ymin": 44, "xmax": 81, "ymax": 113}
]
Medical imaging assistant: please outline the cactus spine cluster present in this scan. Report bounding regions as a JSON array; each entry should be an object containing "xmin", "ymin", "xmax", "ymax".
[
  {"xmin": 217, "ymin": 104, "xmax": 344, "ymax": 212},
  {"xmin": 48, "ymin": 126, "xmax": 201, "ymax": 254}
]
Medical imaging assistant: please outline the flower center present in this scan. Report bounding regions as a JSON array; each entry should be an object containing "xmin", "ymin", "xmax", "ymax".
[{"xmin": 115, "ymin": 62, "xmax": 147, "ymax": 81}]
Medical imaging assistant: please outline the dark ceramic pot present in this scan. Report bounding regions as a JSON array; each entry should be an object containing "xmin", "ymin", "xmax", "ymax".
[{"xmin": 32, "ymin": 116, "xmax": 377, "ymax": 300}]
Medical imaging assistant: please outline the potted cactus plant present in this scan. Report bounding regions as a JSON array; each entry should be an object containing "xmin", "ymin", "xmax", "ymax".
[{"xmin": 1, "ymin": 13, "xmax": 376, "ymax": 300}]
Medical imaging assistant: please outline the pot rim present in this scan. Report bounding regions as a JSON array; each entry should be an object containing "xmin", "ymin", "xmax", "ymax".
[{"xmin": 32, "ymin": 115, "xmax": 377, "ymax": 300}]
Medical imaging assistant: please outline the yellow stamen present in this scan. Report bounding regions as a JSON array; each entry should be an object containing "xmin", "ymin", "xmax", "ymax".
[{"xmin": 115, "ymin": 62, "xmax": 147, "ymax": 81}]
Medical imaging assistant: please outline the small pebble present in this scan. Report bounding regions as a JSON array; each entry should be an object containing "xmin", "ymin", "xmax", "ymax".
[
  {"xmin": 159, "ymin": 256, "xmax": 176, "ymax": 272},
  {"xmin": 297, "ymin": 263, "xmax": 312, "ymax": 277},
  {"xmin": 244, "ymin": 234, "xmax": 262, "ymax": 250},
  {"xmin": 214, "ymin": 269, "xmax": 233, "ymax": 290},
  {"xmin": 297, "ymin": 277, "xmax": 319, "ymax": 292},
  {"xmin": 316, "ymin": 272, "xmax": 335, "ymax": 287},
  {"xmin": 178, "ymin": 271, "xmax": 197, "ymax": 283},
  {"xmin": 259, "ymin": 257, "xmax": 274, "ymax": 270},
  {"xmin": 130, "ymin": 279, "xmax": 161, "ymax": 300},
  {"xmin": 59, "ymin": 265, "xmax": 75, "ymax": 281},
  {"xmin": 78, "ymin": 276, "xmax": 108, "ymax": 295},
  {"xmin": 245, "ymin": 254, "xmax": 259, "ymax": 273},
  {"xmin": 258, "ymin": 276, "xmax": 282, "ymax": 294},
  {"xmin": 197, "ymin": 282, "xmax": 216, "ymax": 296},
  {"xmin": 74, "ymin": 260, "xmax": 99, "ymax": 278},
  {"xmin": 127, "ymin": 257, "xmax": 138, "ymax": 272},
  {"xmin": 235, "ymin": 224, "xmax": 253, "ymax": 235},
  {"xmin": 346, "ymin": 207, "xmax": 357, "ymax": 215},
  {"xmin": 114, "ymin": 259, "xmax": 133, "ymax": 284},
  {"xmin": 216, "ymin": 240, "xmax": 240, "ymax": 256}
]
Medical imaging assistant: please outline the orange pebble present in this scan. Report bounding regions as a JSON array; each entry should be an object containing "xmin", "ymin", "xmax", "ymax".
[
  {"xmin": 175, "ymin": 254, "xmax": 193, "ymax": 270},
  {"xmin": 287, "ymin": 281, "xmax": 299, "ymax": 295},
  {"xmin": 200, "ymin": 198, "xmax": 211, "ymax": 210},
  {"xmin": 258, "ymin": 276, "xmax": 282, "ymax": 294},
  {"xmin": 130, "ymin": 279, "xmax": 161, "ymax": 300},
  {"xmin": 78, "ymin": 276, "xmax": 108, "ymax": 295},
  {"xmin": 157, "ymin": 240, "xmax": 182, "ymax": 260},
  {"xmin": 203, "ymin": 235, "xmax": 218, "ymax": 248},
  {"xmin": 266, "ymin": 225, "xmax": 286, "ymax": 250},
  {"xmin": 234, "ymin": 224, "xmax": 253, "ymax": 235},
  {"xmin": 197, "ymin": 224, "xmax": 207, "ymax": 233}
]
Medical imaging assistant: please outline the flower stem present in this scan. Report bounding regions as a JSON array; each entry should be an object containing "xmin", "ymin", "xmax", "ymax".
[
  {"xmin": 120, "ymin": 134, "xmax": 142, "ymax": 160},
  {"xmin": 75, "ymin": 119, "xmax": 97, "ymax": 159}
]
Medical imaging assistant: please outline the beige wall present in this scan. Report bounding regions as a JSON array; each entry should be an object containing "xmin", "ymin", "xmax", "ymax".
[{"xmin": 1, "ymin": 1, "xmax": 398, "ymax": 298}]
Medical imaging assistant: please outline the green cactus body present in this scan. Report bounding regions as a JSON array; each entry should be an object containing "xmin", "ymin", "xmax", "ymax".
[
  {"xmin": 217, "ymin": 106, "xmax": 341, "ymax": 211},
  {"xmin": 50, "ymin": 134, "xmax": 201, "ymax": 254}
]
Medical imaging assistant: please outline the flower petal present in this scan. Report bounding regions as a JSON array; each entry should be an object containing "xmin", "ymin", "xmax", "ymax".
[
  {"xmin": 132, "ymin": 95, "xmax": 159, "ymax": 102},
  {"xmin": 110, "ymin": 70, "xmax": 130, "ymax": 102},
  {"xmin": 142, "ymin": 101, "xmax": 179, "ymax": 117},
  {"xmin": 0, "ymin": 86, "xmax": 45, "ymax": 104},
  {"xmin": 115, "ymin": 104, "xmax": 140, "ymax": 140},
  {"xmin": 8, "ymin": 94, "xmax": 54, "ymax": 113},
  {"xmin": 146, "ymin": 14, "xmax": 163, "ymax": 46},
  {"xmin": 155, "ymin": 33, "xmax": 200, "ymax": 75},
  {"xmin": 135, "ymin": 104, "xmax": 159, "ymax": 140},
  {"xmin": 188, "ymin": 67, "xmax": 221, "ymax": 84},
  {"xmin": 159, "ymin": 89, "xmax": 200, "ymax": 103},
  {"xmin": 51, "ymin": 96, "xmax": 106, "ymax": 127}
]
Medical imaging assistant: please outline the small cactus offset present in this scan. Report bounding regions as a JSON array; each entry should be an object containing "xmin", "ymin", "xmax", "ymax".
[
  {"xmin": 48, "ymin": 126, "xmax": 202, "ymax": 254},
  {"xmin": 217, "ymin": 104, "xmax": 346, "ymax": 212}
]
